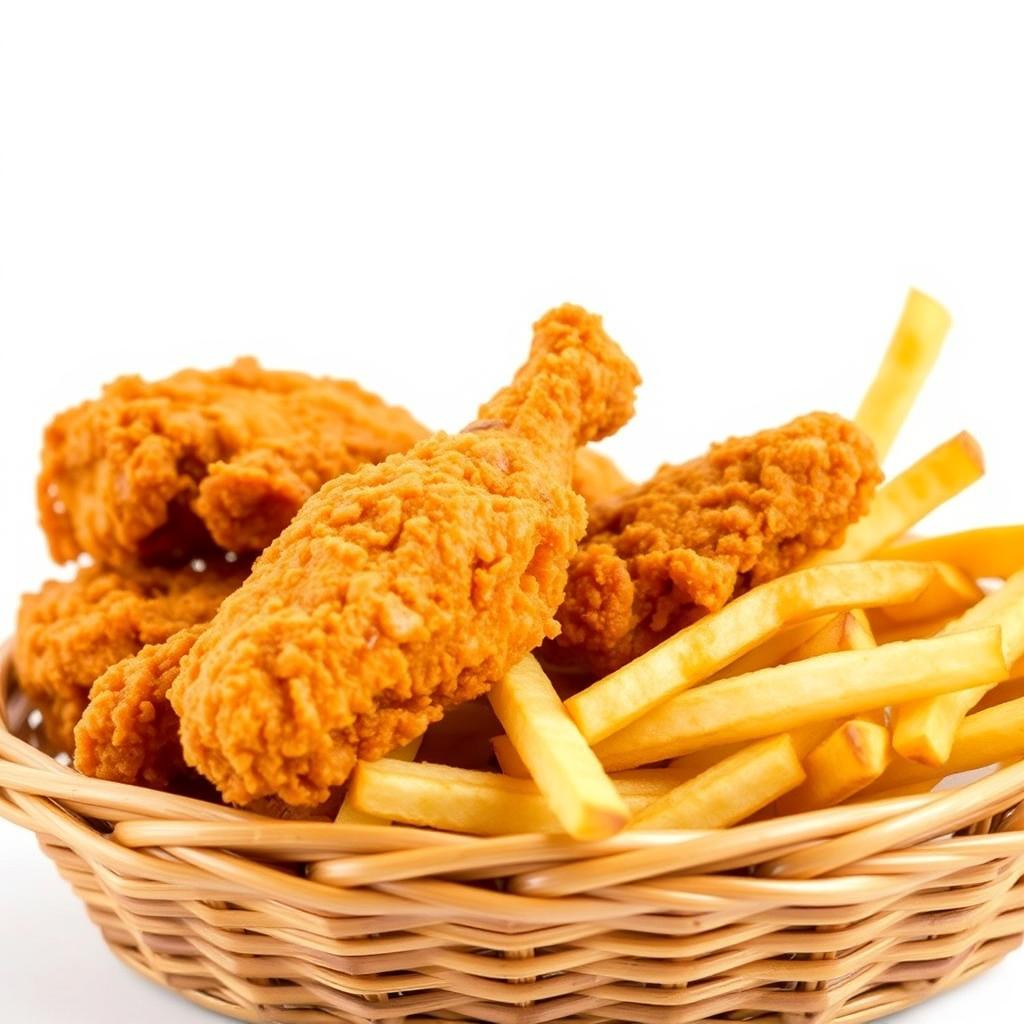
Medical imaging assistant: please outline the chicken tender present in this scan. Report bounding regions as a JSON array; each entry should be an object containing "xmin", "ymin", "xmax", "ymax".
[
  {"xmin": 550, "ymin": 412, "xmax": 881, "ymax": 673},
  {"xmin": 73, "ymin": 625, "xmax": 203, "ymax": 788},
  {"xmin": 39, "ymin": 358, "xmax": 428, "ymax": 567},
  {"xmin": 170, "ymin": 305, "xmax": 640, "ymax": 806},
  {"xmin": 15, "ymin": 560, "xmax": 246, "ymax": 750}
]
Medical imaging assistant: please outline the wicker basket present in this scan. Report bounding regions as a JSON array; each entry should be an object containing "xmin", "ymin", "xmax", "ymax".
[{"xmin": 3, "ymin": 641, "xmax": 1024, "ymax": 1023}]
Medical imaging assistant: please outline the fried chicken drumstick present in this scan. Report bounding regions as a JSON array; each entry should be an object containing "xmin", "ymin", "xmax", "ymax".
[
  {"xmin": 550, "ymin": 412, "xmax": 882, "ymax": 674},
  {"xmin": 167, "ymin": 305, "xmax": 639, "ymax": 806},
  {"xmin": 16, "ymin": 559, "xmax": 246, "ymax": 750},
  {"xmin": 39, "ymin": 358, "xmax": 428, "ymax": 567}
]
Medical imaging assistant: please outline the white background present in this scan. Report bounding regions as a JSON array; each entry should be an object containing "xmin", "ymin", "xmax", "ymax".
[{"xmin": 2, "ymin": 2, "xmax": 1023, "ymax": 1020}]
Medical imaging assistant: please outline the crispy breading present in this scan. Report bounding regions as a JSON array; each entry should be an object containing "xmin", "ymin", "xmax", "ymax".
[
  {"xmin": 39, "ymin": 358, "xmax": 428, "ymax": 567},
  {"xmin": 170, "ymin": 305, "xmax": 640, "ymax": 806},
  {"xmin": 550, "ymin": 412, "xmax": 882, "ymax": 673},
  {"xmin": 15, "ymin": 560, "xmax": 246, "ymax": 750},
  {"xmin": 572, "ymin": 448, "xmax": 632, "ymax": 509},
  {"xmin": 73, "ymin": 625, "xmax": 203, "ymax": 788}
]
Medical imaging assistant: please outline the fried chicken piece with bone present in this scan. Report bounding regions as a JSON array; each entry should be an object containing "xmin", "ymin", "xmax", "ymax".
[
  {"xmin": 169, "ymin": 305, "xmax": 639, "ymax": 806},
  {"xmin": 551, "ymin": 412, "xmax": 882, "ymax": 674},
  {"xmin": 15, "ymin": 559, "xmax": 246, "ymax": 751},
  {"xmin": 39, "ymin": 358, "xmax": 428, "ymax": 567}
]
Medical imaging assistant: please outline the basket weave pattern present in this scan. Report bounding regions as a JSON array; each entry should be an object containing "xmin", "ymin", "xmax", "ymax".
[{"xmin": 3, "ymin": 645, "xmax": 1024, "ymax": 1024}]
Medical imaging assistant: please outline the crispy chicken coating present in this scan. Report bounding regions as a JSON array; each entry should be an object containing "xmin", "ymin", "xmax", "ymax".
[
  {"xmin": 74, "ymin": 625, "xmax": 203, "ymax": 788},
  {"xmin": 15, "ymin": 560, "xmax": 246, "ymax": 751},
  {"xmin": 39, "ymin": 358, "xmax": 428, "ymax": 567},
  {"xmin": 550, "ymin": 412, "xmax": 882, "ymax": 673},
  {"xmin": 572, "ymin": 448, "xmax": 632, "ymax": 509},
  {"xmin": 170, "ymin": 305, "xmax": 640, "ymax": 806}
]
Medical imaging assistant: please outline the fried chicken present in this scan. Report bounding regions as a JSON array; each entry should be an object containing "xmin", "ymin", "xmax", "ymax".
[
  {"xmin": 572, "ymin": 448, "xmax": 632, "ymax": 509},
  {"xmin": 15, "ymin": 559, "xmax": 247, "ymax": 750},
  {"xmin": 39, "ymin": 358, "xmax": 428, "ymax": 568},
  {"xmin": 169, "ymin": 304, "xmax": 640, "ymax": 806},
  {"xmin": 550, "ymin": 412, "xmax": 882, "ymax": 673},
  {"xmin": 73, "ymin": 625, "xmax": 203, "ymax": 788}
]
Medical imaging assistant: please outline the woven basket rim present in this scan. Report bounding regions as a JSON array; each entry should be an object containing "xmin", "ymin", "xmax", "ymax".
[{"xmin": 4, "ymin": 636, "xmax": 1024, "ymax": 890}]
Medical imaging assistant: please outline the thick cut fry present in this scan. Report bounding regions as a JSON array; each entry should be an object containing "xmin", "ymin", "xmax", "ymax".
[
  {"xmin": 862, "ymin": 695, "xmax": 1024, "ymax": 800},
  {"xmin": 783, "ymin": 609, "xmax": 876, "ymax": 662},
  {"xmin": 878, "ymin": 526, "xmax": 1024, "ymax": 581},
  {"xmin": 870, "ymin": 613, "xmax": 957, "ymax": 645},
  {"xmin": 893, "ymin": 569, "xmax": 1024, "ymax": 765},
  {"xmin": 878, "ymin": 563, "xmax": 983, "ymax": 624},
  {"xmin": 854, "ymin": 288, "xmax": 951, "ymax": 462},
  {"xmin": 593, "ymin": 627, "xmax": 1007, "ymax": 771},
  {"xmin": 335, "ymin": 738, "xmax": 421, "ymax": 825},
  {"xmin": 632, "ymin": 736, "xmax": 806, "ymax": 830},
  {"xmin": 348, "ymin": 760, "xmax": 655, "ymax": 836},
  {"xmin": 489, "ymin": 656, "xmax": 628, "ymax": 839},
  {"xmin": 492, "ymin": 734, "xmax": 530, "ymax": 777},
  {"xmin": 779, "ymin": 720, "xmax": 891, "ymax": 814},
  {"xmin": 803, "ymin": 433, "xmax": 984, "ymax": 568},
  {"xmin": 565, "ymin": 561, "xmax": 934, "ymax": 744}
]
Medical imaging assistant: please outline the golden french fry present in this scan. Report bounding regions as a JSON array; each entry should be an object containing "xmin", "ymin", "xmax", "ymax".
[
  {"xmin": 565, "ymin": 561, "xmax": 934, "ymax": 744},
  {"xmin": 632, "ymin": 736, "xmax": 806, "ymax": 829},
  {"xmin": 489, "ymin": 656, "xmax": 628, "ymax": 839},
  {"xmin": 783, "ymin": 609, "xmax": 876, "ymax": 662},
  {"xmin": 593, "ymin": 627, "xmax": 1007, "ymax": 771},
  {"xmin": 803, "ymin": 432, "xmax": 984, "ymax": 568},
  {"xmin": 976, "ymin": 672, "xmax": 1024, "ymax": 711},
  {"xmin": 893, "ymin": 569, "xmax": 1024, "ymax": 765},
  {"xmin": 855, "ymin": 288, "xmax": 951, "ymax": 462},
  {"xmin": 349, "ymin": 760, "xmax": 656, "ymax": 836},
  {"xmin": 492, "ymin": 734, "xmax": 529, "ymax": 778},
  {"xmin": 878, "ymin": 525, "xmax": 1024, "ymax": 581},
  {"xmin": 779, "ymin": 720, "xmax": 891, "ymax": 814},
  {"xmin": 335, "ymin": 738, "xmax": 422, "ymax": 825},
  {"xmin": 879, "ymin": 562, "xmax": 983, "ymax": 624},
  {"xmin": 862, "ymin": 695, "xmax": 1024, "ymax": 800},
  {"xmin": 870, "ymin": 612, "xmax": 957, "ymax": 644}
]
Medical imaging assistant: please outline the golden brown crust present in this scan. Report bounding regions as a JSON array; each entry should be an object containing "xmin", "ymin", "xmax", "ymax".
[
  {"xmin": 14, "ymin": 560, "xmax": 247, "ymax": 750},
  {"xmin": 572, "ymin": 448, "xmax": 632, "ymax": 509},
  {"xmin": 38, "ymin": 358, "xmax": 428, "ymax": 567},
  {"xmin": 170, "ymin": 305, "xmax": 640, "ymax": 806},
  {"xmin": 551, "ymin": 412, "xmax": 882, "ymax": 673},
  {"xmin": 74, "ymin": 625, "xmax": 204, "ymax": 788}
]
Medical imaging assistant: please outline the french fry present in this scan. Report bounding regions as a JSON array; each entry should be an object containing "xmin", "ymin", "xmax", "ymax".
[
  {"xmin": 713, "ymin": 607, "xmax": 874, "ymax": 681},
  {"xmin": 335, "ymin": 738, "xmax": 422, "ymax": 825},
  {"xmin": 878, "ymin": 562, "xmax": 983, "ymax": 624},
  {"xmin": 782, "ymin": 609, "xmax": 876, "ymax": 661},
  {"xmin": 861, "ymin": 695, "xmax": 1024, "ymax": 800},
  {"xmin": 632, "ymin": 736, "xmax": 806, "ymax": 829},
  {"xmin": 870, "ymin": 612, "xmax": 957, "ymax": 644},
  {"xmin": 803, "ymin": 432, "xmax": 984, "ymax": 568},
  {"xmin": 492, "ymin": 734, "xmax": 529, "ymax": 777},
  {"xmin": 878, "ymin": 525, "xmax": 1024, "ymax": 581},
  {"xmin": 565, "ymin": 561, "xmax": 934, "ymax": 743},
  {"xmin": 893, "ymin": 569, "xmax": 1024, "ymax": 765},
  {"xmin": 779, "ymin": 720, "xmax": 891, "ymax": 814},
  {"xmin": 593, "ymin": 627, "xmax": 1007, "ymax": 771},
  {"xmin": 854, "ymin": 288, "xmax": 951, "ymax": 462},
  {"xmin": 488, "ymin": 656, "xmax": 628, "ymax": 839},
  {"xmin": 349, "ymin": 760, "xmax": 658, "ymax": 836}
]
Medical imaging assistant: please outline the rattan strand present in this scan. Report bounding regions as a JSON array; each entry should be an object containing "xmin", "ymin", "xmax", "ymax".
[{"xmin": 2, "ymin": 639, "xmax": 1023, "ymax": 1023}]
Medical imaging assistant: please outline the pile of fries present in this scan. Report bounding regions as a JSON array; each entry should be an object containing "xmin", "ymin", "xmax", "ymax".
[{"xmin": 343, "ymin": 290, "xmax": 1024, "ymax": 840}]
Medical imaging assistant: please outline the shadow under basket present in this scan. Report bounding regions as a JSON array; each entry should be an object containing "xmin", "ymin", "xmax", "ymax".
[{"xmin": 3, "ymin": 644, "xmax": 1024, "ymax": 1024}]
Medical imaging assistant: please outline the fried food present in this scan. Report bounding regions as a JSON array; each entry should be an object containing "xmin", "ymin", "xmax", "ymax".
[
  {"xmin": 39, "ymin": 358, "xmax": 429, "ymax": 567},
  {"xmin": 169, "ymin": 305, "xmax": 640, "ymax": 806},
  {"xmin": 551, "ymin": 412, "xmax": 882, "ymax": 674},
  {"xmin": 15, "ymin": 559, "xmax": 246, "ymax": 750},
  {"xmin": 571, "ymin": 448, "xmax": 632, "ymax": 508},
  {"xmin": 73, "ymin": 625, "xmax": 203, "ymax": 788}
]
